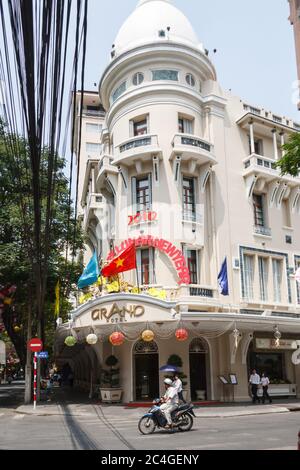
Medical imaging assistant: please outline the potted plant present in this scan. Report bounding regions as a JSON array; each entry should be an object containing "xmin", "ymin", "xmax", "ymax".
[
  {"xmin": 99, "ymin": 355, "xmax": 123, "ymax": 403},
  {"xmin": 165, "ymin": 354, "xmax": 188, "ymax": 401}
]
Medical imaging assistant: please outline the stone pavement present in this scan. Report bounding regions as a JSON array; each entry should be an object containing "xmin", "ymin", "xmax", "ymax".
[{"xmin": 15, "ymin": 385, "xmax": 300, "ymax": 419}]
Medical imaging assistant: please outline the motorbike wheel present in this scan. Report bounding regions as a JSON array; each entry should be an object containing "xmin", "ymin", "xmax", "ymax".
[
  {"xmin": 138, "ymin": 417, "xmax": 156, "ymax": 435},
  {"xmin": 177, "ymin": 413, "xmax": 193, "ymax": 432}
]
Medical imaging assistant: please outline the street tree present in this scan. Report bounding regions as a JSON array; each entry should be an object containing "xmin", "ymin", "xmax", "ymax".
[{"xmin": 276, "ymin": 132, "xmax": 300, "ymax": 176}]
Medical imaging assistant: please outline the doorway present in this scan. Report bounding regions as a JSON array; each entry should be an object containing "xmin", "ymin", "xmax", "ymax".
[
  {"xmin": 134, "ymin": 340, "xmax": 159, "ymax": 401},
  {"xmin": 189, "ymin": 338, "xmax": 209, "ymax": 401}
]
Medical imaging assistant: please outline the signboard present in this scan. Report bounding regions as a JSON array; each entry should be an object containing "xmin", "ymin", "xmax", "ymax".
[
  {"xmin": 28, "ymin": 338, "xmax": 43, "ymax": 353},
  {"xmin": 37, "ymin": 352, "xmax": 49, "ymax": 359},
  {"xmin": 0, "ymin": 340, "xmax": 5, "ymax": 365},
  {"xmin": 128, "ymin": 211, "xmax": 157, "ymax": 226},
  {"xmin": 92, "ymin": 303, "xmax": 145, "ymax": 324},
  {"xmin": 256, "ymin": 338, "xmax": 299, "ymax": 350}
]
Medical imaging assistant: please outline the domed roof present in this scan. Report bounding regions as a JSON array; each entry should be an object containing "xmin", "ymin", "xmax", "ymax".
[{"xmin": 113, "ymin": 0, "xmax": 204, "ymax": 56}]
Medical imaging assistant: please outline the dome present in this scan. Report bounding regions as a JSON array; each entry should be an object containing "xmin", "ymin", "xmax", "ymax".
[{"xmin": 113, "ymin": 0, "xmax": 204, "ymax": 56}]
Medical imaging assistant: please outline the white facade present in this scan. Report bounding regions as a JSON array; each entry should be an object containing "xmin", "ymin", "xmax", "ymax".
[{"xmin": 55, "ymin": 0, "xmax": 300, "ymax": 403}]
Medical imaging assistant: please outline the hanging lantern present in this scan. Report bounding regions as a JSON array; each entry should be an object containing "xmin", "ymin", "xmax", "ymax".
[
  {"xmin": 175, "ymin": 328, "xmax": 189, "ymax": 342},
  {"xmin": 86, "ymin": 333, "xmax": 98, "ymax": 345},
  {"xmin": 274, "ymin": 326, "xmax": 281, "ymax": 348},
  {"xmin": 109, "ymin": 332, "xmax": 125, "ymax": 346},
  {"xmin": 142, "ymin": 330, "xmax": 155, "ymax": 343},
  {"xmin": 64, "ymin": 336, "xmax": 77, "ymax": 347}
]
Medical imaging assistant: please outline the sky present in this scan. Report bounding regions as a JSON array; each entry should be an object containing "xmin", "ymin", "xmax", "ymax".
[{"xmin": 83, "ymin": 0, "xmax": 299, "ymax": 122}]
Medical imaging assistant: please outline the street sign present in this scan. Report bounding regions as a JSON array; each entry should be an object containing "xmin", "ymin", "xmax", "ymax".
[
  {"xmin": 28, "ymin": 338, "xmax": 43, "ymax": 353},
  {"xmin": 37, "ymin": 351, "xmax": 48, "ymax": 359}
]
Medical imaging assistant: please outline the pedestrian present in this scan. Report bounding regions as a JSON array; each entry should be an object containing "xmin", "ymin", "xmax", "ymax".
[
  {"xmin": 45, "ymin": 376, "xmax": 53, "ymax": 402},
  {"xmin": 68, "ymin": 372, "xmax": 74, "ymax": 387},
  {"xmin": 261, "ymin": 372, "xmax": 272, "ymax": 404},
  {"xmin": 249, "ymin": 369, "xmax": 261, "ymax": 404},
  {"xmin": 172, "ymin": 374, "xmax": 185, "ymax": 403}
]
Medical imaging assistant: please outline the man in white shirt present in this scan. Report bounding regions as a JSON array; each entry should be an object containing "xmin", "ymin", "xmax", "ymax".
[
  {"xmin": 160, "ymin": 378, "xmax": 179, "ymax": 428},
  {"xmin": 261, "ymin": 373, "xmax": 272, "ymax": 404},
  {"xmin": 172, "ymin": 374, "xmax": 185, "ymax": 403},
  {"xmin": 249, "ymin": 369, "xmax": 261, "ymax": 404}
]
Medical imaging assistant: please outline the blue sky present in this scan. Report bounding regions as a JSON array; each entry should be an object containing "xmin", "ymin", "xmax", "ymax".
[{"xmin": 84, "ymin": 0, "xmax": 299, "ymax": 121}]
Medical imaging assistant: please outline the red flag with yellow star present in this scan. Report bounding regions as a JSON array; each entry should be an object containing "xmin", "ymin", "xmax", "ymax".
[{"xmin": 102, "ymin": 244, "xmax": 137, "ymax": 278}]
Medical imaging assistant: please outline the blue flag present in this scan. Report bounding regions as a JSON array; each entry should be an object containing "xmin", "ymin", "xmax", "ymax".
[
  {"xmin": 218, "ymin": 258, "xmax": 229, "ymax": 296},
  {"xmin": 77, "ymin": 252, "xmax": 100, "ymax": 289}
]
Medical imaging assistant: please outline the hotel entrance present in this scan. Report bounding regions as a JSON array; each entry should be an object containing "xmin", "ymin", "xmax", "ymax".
[
  {"xmin": 134, "ymin": 340, "xmax": 159, "ymax": 401},
  {"xmin": 189, "ymin": 338, "xmax": 209, "ymax": 401}
]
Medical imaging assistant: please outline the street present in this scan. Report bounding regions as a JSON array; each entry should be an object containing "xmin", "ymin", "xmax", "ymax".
[{"xmin": 0, "ymin": 382, "xmax": 299, "ymax": 450}]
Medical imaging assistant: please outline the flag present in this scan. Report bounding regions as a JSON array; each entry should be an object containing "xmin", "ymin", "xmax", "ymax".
[
  {"xmin": 218, "ymin": 258, "xmax": 229, "ymax": 296},
  {"xmin": 295, "ymin": 268, "xmax": 300, "ymax": 284},
  {"xmin": 54, "ymin": 281, "xmax": 60, "ymax": 318},
  {"xmin": 102, "ymin": 244, "xmax": 136, "ymax": 278},
  {"xmin": 77, "ymin": 252, "xmax": 100, "ymax": 289}
]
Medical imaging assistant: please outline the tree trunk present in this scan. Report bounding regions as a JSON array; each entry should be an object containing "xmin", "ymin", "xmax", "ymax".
[{"xmin": 24, "ymin": 303, "xmax": 32, "ymax": 405}]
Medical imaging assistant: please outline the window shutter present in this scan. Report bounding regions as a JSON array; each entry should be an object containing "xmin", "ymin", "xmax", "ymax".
[{"xmin": 131, "ymin": 177, "xmax": 137, "ymax": 213}]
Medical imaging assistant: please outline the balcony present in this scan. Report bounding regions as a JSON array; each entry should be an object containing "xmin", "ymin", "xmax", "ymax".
[
  {"xmin": 96, "ymin": 153, "xmax": 119, "ymax": 191},
  {"xmin": 113, "ymin": 134, "xmax": 162, "ymax": 167},
  {"xmin": 182, "ymin": 211, "xmax": 203, "ymax": 224},
  {"xmin": 82, "ymin": 193, "xmax": 104, "ymax": 231},
  {"xmin": 189, "ymin": 286, "xmax": 214, "ymax": 297},
  {"xmin": 253, "ymin": 225, "xmax": 272, "ymax": 237},
  {"xmin": 239, "ymin": 104, "xmax": 300, "ymax": 133},
  {"xmin": 243, "ymin": 154, "xmax": 300, "ymax": 187},
  {"xmin": 170, "ymin": 134, "xmax": 216, "ymax": 166}
]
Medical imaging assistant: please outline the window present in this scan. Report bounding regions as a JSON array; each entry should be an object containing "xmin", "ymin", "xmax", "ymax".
[
  {"xmin": 296, "ymin": 258, "xmax": 300, "ymax": 305},
  {"xmin": 132, "ymin": 175, "xmax": 152, "ymax": 213},
  {"xmin": 86, "ymin": 105, "xmax": 103, "ymax": 115},
  {"xmin": 249, "ymin": 352, "xmax": 285, "ymax": 381},
  {"xmin": 133, "ymin": 72, "xmax": 144, "ymax": 86},
  {"xmin": 137, "ymin": 248, "xmax": 155, "ymax": 285},
  {"xmin": 134, "ymin": 119, "xmax": 148, "ymax": 136},
  {"xmin": 243, "ymin": 255, "xmax": 254, "ymax": 301},
  {"xmin": 86, "ymin": 123, "xmax": 102, "ymax": 133},
  {"xmin": 272, "ymin": 259, "xmax": 282, "ymax": 303},
  {"xmin": 182, "ymin": 177, "xmax": 196, "ymax": 221},
  {"xmin": 186, "ymin": 73, "xmax": 195, "ymax": 87},
  {"xmin": 86, "ymin": 143, "xmax": 102, "ymax": 154},
  {"xmin": 111, "ymin": 81, "xmax": 126, "ymax": 103},
  {"xmin": 178, "ymin": 116, "xmax": 194, "ymax": 134},
  {"xmin": 249, "ymin": 137, "xmax": 263, "ymax": 155},
  {"xmin": 152, "ymin": 70, "xmax": 178, "ymax": 81},
  {"xmin": 186, "ymin": 250, "xmax": 199, "ymax": 284},
  {"xmin": 253, "ymin": 194, "xmax": 265, "ymax": 227},
  {"xmin": 258, "ymin": 257, "xmax": 268, "ymax": 302}
]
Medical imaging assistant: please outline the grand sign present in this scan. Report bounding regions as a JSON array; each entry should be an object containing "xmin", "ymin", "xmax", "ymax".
[
  {"xmin": 107, "ymin": 237, "xmax": 191, "ymax": 285},
  {"xmin": 91, "ymin": 303, "xmax": 145, "ymax": 324}
]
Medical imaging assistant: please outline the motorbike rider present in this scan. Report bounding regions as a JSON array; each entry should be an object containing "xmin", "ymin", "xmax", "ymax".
[{"xmin": 160, "ymin": 378, "xmax": 179, "ymax": 429}]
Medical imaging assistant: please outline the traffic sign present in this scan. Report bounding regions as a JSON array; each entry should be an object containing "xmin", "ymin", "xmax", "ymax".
[
  {"xmin": 37, "ymin": 351, "xmax": 48, "ymax": 359},
  {"xmin": 28, "ymin": 338, "xmax": 43, "ymax": 353}
]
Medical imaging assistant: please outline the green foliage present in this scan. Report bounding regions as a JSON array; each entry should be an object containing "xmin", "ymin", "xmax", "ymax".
[
  {"xmin": 105, "ymin": 355, "xmax": 119, "ymax": 368},
  {"xmin": 0, "ymin": 122, "xmax": 85, "ymax": 366},
  {"xmin": 275, "ymin": 132, "xmax": 300, "ymax": 177},
  {"xmin": 101, "ymin": 356, "xmax": 120, "ymax": 388}
]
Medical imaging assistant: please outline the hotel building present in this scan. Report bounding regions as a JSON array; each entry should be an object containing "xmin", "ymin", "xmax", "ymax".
[{"xmin": 55, "ymin": 0, "xmax": 300, "ymax": 403}]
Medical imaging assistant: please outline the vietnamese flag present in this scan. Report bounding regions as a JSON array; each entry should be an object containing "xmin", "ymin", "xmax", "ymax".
[{"xmin": 102, "ymin": 244, "xmax": 137, "ymax": 278}]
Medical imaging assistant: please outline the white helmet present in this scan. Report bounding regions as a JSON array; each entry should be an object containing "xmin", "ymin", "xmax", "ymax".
[{"xmin": 164, "ymin": 378, "xmax": 173, "ymax": 386}]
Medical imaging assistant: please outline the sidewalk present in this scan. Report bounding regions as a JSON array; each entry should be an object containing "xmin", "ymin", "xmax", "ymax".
[{"xmin": 15, "ymin": 386, "xmax": 300, "ymax": 419}]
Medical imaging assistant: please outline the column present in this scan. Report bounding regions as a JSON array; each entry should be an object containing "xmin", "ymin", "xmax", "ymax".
[
  {"xmin": 272, "ymin": 129, "xmax": 279, "ymax": 161},
  {"xmin": 204, "ymin": 106, "xmax": 211, "ymax": 142},
  {"xmin": 249, "ymin": 120, "xmax": 255, "ymax": 154},
  {"xmin": 280, "ymin": 132, "xmax": 285, "ymax": 157}
]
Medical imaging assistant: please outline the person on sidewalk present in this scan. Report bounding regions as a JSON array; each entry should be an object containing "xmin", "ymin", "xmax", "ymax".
[
  {"xmin": 261, "ymin": 372, "xmax": 272, "ymax": 404},
  {"xmin": 160, "ymin": 378, "xmax": 179, "ymax": 429},
  {"xmin": 172, "ymin": 374, "xmax": 185, "ymax": 403},
  {"xmin": 249, "ymin": 369, "xmax": 261, "ymax": 404}
]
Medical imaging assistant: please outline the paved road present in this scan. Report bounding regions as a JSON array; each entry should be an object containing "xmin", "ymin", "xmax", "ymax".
[{"xmin": 0, "ymin": 383, "xmax": 299, "ymax": 450}]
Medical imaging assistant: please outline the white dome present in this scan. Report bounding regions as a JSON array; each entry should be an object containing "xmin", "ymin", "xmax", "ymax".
[{"xmin": 113, "ymin": 0, "xmax": 204, "ymax": 56}]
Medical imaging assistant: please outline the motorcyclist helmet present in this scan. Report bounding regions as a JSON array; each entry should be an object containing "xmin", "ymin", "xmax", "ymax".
[{"xmin": 164, "ymin": 378, "xmax": 173, "ymax": 386}]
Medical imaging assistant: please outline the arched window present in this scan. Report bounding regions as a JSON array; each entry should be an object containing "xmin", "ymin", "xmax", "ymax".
[
  {"xmin": 189, "ymin": 338, "xmax": 208, "ymax": 354},
  {"xmin": 186, "ymin": 73, "xmax": 195, "ymax": 87},
  {"xmin": 134, "ymin": 340, "xmax": 158, "ymax": 354}
]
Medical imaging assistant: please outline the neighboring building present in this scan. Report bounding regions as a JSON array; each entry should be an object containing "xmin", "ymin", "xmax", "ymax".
[
  {"xmin": 289, "ymin": 0, "xmax": 300, "ymax": 109},
  {"xmin": 55, "ymin": 0, "xmax": 300, "ymax": 403}
]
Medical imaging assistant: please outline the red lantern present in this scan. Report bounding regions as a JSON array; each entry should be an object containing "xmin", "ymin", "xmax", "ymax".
[
  {"xmin": 175, "ymin": 328, "xmax": 188, "ymax": 342},
  {"xmin": 109, "ymin": 332, "xmax": 125, "ymax": 346}
]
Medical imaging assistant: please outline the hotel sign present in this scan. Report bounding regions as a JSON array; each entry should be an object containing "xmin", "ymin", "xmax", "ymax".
[
  {"xmin": 91, "ymin": 303, "xmax": 145, "ymax": 324},
  {"xmin": 256, "ymin": 339, "xmax": 299, "ymax": 350},
  {"xmin": 128, "ymin": 211, "xmax": 157, "ymax": 226}
]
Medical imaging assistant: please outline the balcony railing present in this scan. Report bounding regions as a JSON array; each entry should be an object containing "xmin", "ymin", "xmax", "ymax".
[
  {"xmin": 182, "ymin": 211, "xmax": 203, "ymax": 224},
  {"xmin": 180, "ymin": 136, "xmax": 211, "ymax": 152},
  {"xmin": 253, "ymin": 225, "xmax": 272, "ymax": 237},
  {"xmin": 242, "ymin": 103, "xmax": 300, "ymax": 130},
  {"xmin": 244, "ymin": 155, "xmax": 277, "ymax": 171},
  {"xmin": 119, "ymin": 136, "xmax": 153, "ymax": 153},
  {"xmin": 189, "ymin": 286, "xmax": 214, "ymax": 297}
]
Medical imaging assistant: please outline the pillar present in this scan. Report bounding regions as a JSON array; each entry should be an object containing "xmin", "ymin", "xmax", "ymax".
[
  {"xmin": 249, "ymin": 120, "xmax": 255, "ymax": 154},
  {"xmin": 272, "ymin": 129, "xmax": 279, "ymax": 161}
]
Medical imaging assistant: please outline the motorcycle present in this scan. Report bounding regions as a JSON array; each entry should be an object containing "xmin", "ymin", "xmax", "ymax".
[{"xmin": 138, "ymin": 399, "xmax": 196, "ymax": 435}]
